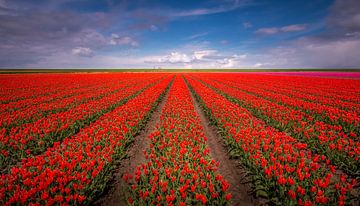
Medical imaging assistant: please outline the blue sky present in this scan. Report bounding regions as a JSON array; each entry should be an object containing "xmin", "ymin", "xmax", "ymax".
[{"xmin": 0, "ymin": 0, "xmax": 359, "ymax": 68}]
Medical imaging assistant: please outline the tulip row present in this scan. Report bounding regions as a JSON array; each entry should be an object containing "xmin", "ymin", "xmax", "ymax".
[
  {"xmin": 0, "ymin": 74, "xmax": 104, "ymax": 104},
  {"xmin": 197, "ymin": 74, "xmax": 359, "ymax": 135},
  {"xmin": 0, "ymin": 74, "xmax": 162, "ymax": 129},
  {"xmin": 0, "ymin": 74, "xmax": 166, "ymax": 171},
  {"xmin": 254, "ymin": 74, "xmax": 360, "ymax": 103},
  {"xmin": 0, "ymin": 75, "xmax": 109, "ymax": 113},
  {"xmin": 1, "ymin": 78, "xmax": 134, "ymax": 128},
  {"xmin": 209, "ymin": 74, "xmax": 360, "ymax": 114},
  {"xmin": 217, "ymin": 77, "xmax": 359, "ymax": 133},
  {"xmin": 192, "ymin": 75, "xmax": 360, "ymax": 176},
  {"xmin": 0, "ymin": 73, "xmax": 163, "ymax": 113},
  {"xmin": 185, "ymin": 75, "xmax": 357, "ymax": 205},
  {"xmin": 125, "ymin": 76, "xmax": 231, "ymax": 205},
  {"xmin": 0, "ymin": 75, "xmax": 173, "ymax": 205}
]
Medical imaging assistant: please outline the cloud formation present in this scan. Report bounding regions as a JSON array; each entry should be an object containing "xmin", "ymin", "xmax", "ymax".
[
  {"xmin": 169, "ymin": 0, "xmax": 248, "ymax": 17},
  {"xmin": 328, "ymin": 0, "xmax": 360, "ymax": 32},
  {"xmin": 256, "ymin": 27, "xmax": 279, "ymax": 35},
  {"xmin": 280, "ymin": 24, "xmax": 307, "ymax": 32},
  {"xmin": 144, "ymin": 49, "xmax": 247, "ymax": 68},
  {"xmin": 109, "ymin": 34, "xmax": 139, "ymax": 47},
  {"xmin": 252, "ymin": 0, "xmax": 360, "ymax": 68},
  {"xmin": 72, "ymin": 47, "xmax": 94, "ymax": 57},
  {"xmin": 0, "ymin": 0, "xmax": 149, "ymax": 67},
  {"xmin": 0, "ymin": 0, "xmax": 359, "ymax": 69},
  {"xmin": 256, "ymin": 24, "xmax": 307, "ymax": 35},
  {"xmin": 243, "ymin": 22, "xmax": 252, "ymax": 29},
  {"xmin": 185, "ymin": 32, "xmax": 209, "ymax": 40}
]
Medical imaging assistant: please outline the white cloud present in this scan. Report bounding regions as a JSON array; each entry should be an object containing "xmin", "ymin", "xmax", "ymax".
[
  {"xmin": 253, "ymin": 63, "xmax": 264, "ymax": 67},
  {"xmin": 217, "ymin": 54, "xmax": 247, "ymax": 68},
  {"xmin": 280, "ymin": 24, "xmax": 307, "ymax": 32},
  {"xmin": 159, "ymin": 52, "xmax": 192, "ymax": 63},
  {"xmin": 150, "ymin": 25, "xmax": 158, "ymax": 31},
  {"xmin": 256, "ymin": 27, "xmax": 279, "ymax": 35},
  {"xmin": 143, "ymin": 49, "xmax": 248, "ymax": 68},
  {"xmin": 71, "ymin": 47, "xmax": 94, "ymax": 57},
  {"xmin": 185, "ymin": 32, "xmax": 208, "ymax": 40},
  {"xmin": 168, "ymin": 0, "xmax": 247, "ymax": 17},
  {"xmin": 109, "ymin": 34, "xmax": 139, "ymax": 47},
  {"xmin": 243, "ymin": 22, "xmax": 253, "ymax": 29},
  {"xmin": 256, "ymin": 24, "xmax": 307, "ymax": 35},
  {"xmin": 145, "ymin": 50, "xmax": 218, "ymax": 64},
  {"xmin": 193, "ymin": 50, "xmax": 217, "ymax": 60},
  {"xmin": 72, "ymin": 29, "xmax": 108, "ymax": 47}
]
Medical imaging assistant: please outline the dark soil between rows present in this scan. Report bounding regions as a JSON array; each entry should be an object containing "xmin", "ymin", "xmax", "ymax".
[
  {"xmin": 94, "ymin": 79, "xmax": 262, "ymax": 206},
  {"xmin": 92, "ymin": 85, "xmax": 172, "ymax": 206},
  {"xmin": 186, "ymin": 80, "xmax": 259, "ymax": 206}
]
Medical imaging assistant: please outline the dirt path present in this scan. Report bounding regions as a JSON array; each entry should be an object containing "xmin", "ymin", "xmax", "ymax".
[
  {"xmin": 186, "ymin": 80, "xmax": 256, "ymax": 206},
  {"xmin": 93, "ymin": 85, "xmax": 172, "ymax": 206}
]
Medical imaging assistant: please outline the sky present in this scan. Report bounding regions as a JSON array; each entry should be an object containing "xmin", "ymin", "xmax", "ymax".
[{"xmin": 0, "ymin": 0, "xmax": 359, "ymax": 69}]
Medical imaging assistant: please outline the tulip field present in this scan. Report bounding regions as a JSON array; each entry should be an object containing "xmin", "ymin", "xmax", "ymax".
[{"xmin": 0, "ymin": 72, "xmax": 359, "ymax": 205}]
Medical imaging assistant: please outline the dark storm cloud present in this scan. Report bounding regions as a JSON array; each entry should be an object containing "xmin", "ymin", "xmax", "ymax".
[
  {"xmin": 0, "ymin": 0, "xmax": 148, "ymax": 67},
  {"xmin": 328, "ymin": 0, "xmax": 360, "ymax": 32},
  {"xmin": 0, "ymin": 11, "xmax": 98, "ymax": 40},
  {"xmin": 0, "ymin": 5, "xmax": 13, "ymax": 15},
  {"xmin": 262, "ymin": 0, "xmax": 360, "ymax": 69},
  {"xmin": 0, "ymin": 9, "xmax": 110, "ymax": 67}
]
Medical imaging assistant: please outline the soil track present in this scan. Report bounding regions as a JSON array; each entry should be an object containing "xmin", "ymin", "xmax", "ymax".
[
  {"xmin": 186, "ymin": 78, "xmax": 256, "ymax": 206},
  {"xmin": 94, "ymin": 78, "xmax": 258, "ymax": 206},
  {"xmin": 93, "ymin": 83, "xmax": 172, "ymax": 206}
]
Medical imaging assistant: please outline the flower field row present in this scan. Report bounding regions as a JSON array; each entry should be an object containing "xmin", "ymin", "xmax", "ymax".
[
  {"xmin": 0, "ymin": 75, "xmax": 173, "ymax": 205},
  {"xmin": 0, "ymin": 74, "xmax": 106, "ymax": 104},
  {"xmin": 0, "ymin": 72, "xmax": 358, "ymax": 205},
  {"xmin": 196, "ymin": 74, "xmax": 360, "ymax": 133},
  {"xmin": 125, "ymin": 76, "xmax": 232, "ymax": 205},
  {"xmin": 191, "ymin": 74, "xmax": 360, "ymax": 175},
  {"xmin": 219, "ymin": 78, "xmax": 360, "ymax": 132},
  {"xmin": 258, "ymin": 74, "xmax": 360, "ymax": 103},
  {"xmin": 1, "ymin": 77, "xmax": 138, "ymax": 128},
  {"xmin": 0, "ymin": 76, "xmax": 108, "ymax": 113},
  {"xmin": 0, "ymin": 73, "xmax": 163, "ymax": 114},
  {"xmin": 185, "ymin": 75, "xmax": 357, "ymax": 205},
  {"xmin": 0, "ymin": 74, "xmax": 166, "ymax": 171},
  {"xmin": 0, "ymin": 74, "xmax": 164, "ymax": 129},
  {"xmin": 209, "ymin": 74, "xmax": 360, "ymax": 114}
]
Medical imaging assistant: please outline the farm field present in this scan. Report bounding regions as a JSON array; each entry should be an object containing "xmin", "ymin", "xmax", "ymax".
[{"xmin": 0, "ymin": 72, "xmax": 359, "ymax": 205}]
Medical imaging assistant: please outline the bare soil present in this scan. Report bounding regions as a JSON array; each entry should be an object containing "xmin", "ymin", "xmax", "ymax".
[
  {"xmin": 94, "ymin": 80, "xmax": 262, "ymax": 206},
  {"xmin": 187, "ymin": 82, "xmax": 258, "ymax": 206},
  {"xmin": 92, "ymin": 86, "xmax": 171, "ymax": 206}
]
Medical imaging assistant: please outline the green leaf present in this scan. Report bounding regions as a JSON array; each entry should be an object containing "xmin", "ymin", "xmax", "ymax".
[{"xmin": 256, "ymin": 190, "xmax": 269, "ymax": 198}]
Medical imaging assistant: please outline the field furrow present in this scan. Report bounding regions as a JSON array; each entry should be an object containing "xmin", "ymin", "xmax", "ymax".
[
  {"xmin": 0, "ymin": 75, "xmax": 168, "ymax": 171},
  {"xmin": 0, "ymin": 74, "xmax": 102, "ymax": 104},
  {"xmin": 125, "ymin": 76, "xmax": 232, "ymax": 205},
  {"xmin": 0, "ymin": 75, "xmax": 161, "ymax": 129},
  {"xmin": 0, "ymin": 72, "xmax": 358, "ymax": 206},
  {"xmin": 190, "ymin": 75, "xmax": 360, "ymax": 176},
  {"xmin": 198, "ymin": 75, "xmax": 360, "ymax": 134},
  {"xmin": 0, "ymin": 75, "xmax": 173, "ymax": 205},
  {"xmin": 185, "ymin": 75, "xmax": 357, "ymax": 205},
  {"xmin": 210, "ymin": 76, "xmax": 360, "ymax": 114}
]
